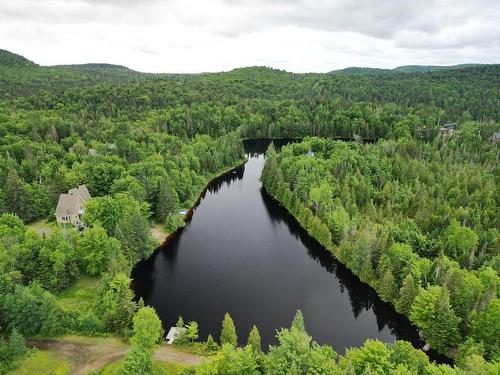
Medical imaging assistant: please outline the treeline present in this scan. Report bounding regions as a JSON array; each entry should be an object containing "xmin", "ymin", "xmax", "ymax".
[
  {"xmin": 1, "ymin": 50, "xmax": 500, "ymax": 142},
  {"xmin": 2, "ymin": 49, "xmax": 499, "ymax": 123},
  {"xmin": 117, "ymin": 307, "xmax": 499, "ymax": 374},
  {"xmin": 262, "ymin": 134, "xmax": 499, "ymax": 362}
]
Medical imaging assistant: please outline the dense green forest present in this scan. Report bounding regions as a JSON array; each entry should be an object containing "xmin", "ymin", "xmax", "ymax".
[
  {"xmin": 262, "ymin": 135, "xmax": 499, "ymax": 366},
  {"xmin": 0, "ymin": 49, "xmax": 499, "ymax": 374}
]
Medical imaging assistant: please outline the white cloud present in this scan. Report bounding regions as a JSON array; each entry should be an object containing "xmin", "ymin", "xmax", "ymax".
[{"xmin": 0, "ymin": 0, "xmax": 498, "ymax": 72}]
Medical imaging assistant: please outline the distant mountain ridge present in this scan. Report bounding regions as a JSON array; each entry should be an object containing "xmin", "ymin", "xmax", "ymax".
[
  {"xmin": 0, "ymin": 49, "xmax": 490, "ymax": 76},
  {"xmin": 329, "ymin": 64, "xmax": 484, "ymax": 75},
  {"xmin": 52, "ymin": 63, "xmax": 135, "ymax": 71}
]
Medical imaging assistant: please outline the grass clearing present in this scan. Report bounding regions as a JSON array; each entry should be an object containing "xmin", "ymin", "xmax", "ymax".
[
  {"xmin": 26, "ymin": 217, "xmax": 54, "ymax": 237},
  {"xmin": 56, "ymin": 275, "xmax": 101, "ymax": 313},
  {"xmin": 99, "ymin": 358, "xmax": 192, "ymax": 375},
  {"xmin": 8, "ymin": 350, "xmax": 70, "ymax": 375}
]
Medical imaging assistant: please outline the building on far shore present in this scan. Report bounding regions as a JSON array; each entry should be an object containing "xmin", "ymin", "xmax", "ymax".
[
  {"xmin": 439, "ymin": 122, "xmax": 458, "ymax": 136},
  {"xmin": 55, "ymin": 185, "xmax": 91, "ymax": 229},
  {"xmin": 489, "ymin": 132, "xmax": 500, "ymax": 144}
]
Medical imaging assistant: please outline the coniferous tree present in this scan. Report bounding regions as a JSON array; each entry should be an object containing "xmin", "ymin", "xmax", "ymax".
[
  {"xmin": 3, "ymin": 170, "xmax": 33, "ymax": 222},
  {"xmin": 247, "ymin": 325, "xmax": 262, "ymax": 354},
  {"xmin": 378, "ymin": 268, "xmax": 398, "ymax": 303},
  {"xmin": 396, "ymin": 274, "xmax": 419, "ymax": 315},
  {"xmin": 155, "ymin": 177, "xmax": 178, "ymax": 223},
  {"xmin": 426, "ymin": 288, "xmax": 461, "ymax": 352},
  {"xmin": 220, "ymin": 312, "xmax": 238, "ymax": 347}
]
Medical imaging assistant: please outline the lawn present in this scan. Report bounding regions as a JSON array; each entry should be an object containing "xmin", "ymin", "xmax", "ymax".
[
  {"xmin": 26, "ymin": 217, "xmax": 54, "ymax": 237},
  {"xmin": 100, "ymin": 359, "xmax": 192, "ymax": 375},
  {"xmin": 8, "ymin": 350, "xmax": 70, "ymax": 375},
  {"xmin": 56, "ymin": 275, "xmax": 101, "ymax": 313}
]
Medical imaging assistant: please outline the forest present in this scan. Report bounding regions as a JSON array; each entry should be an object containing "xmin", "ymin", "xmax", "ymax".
[{"xmin": 0, "ymin": 49, "xmax": 498, "ymax": 374}]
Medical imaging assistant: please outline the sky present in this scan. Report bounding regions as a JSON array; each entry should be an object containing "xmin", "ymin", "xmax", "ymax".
[{"xmin": 1, "ymin": 0, "xmax": 499, "ymax": 73}]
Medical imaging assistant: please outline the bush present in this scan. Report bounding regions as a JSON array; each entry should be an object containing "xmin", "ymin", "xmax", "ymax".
[{"xmin": 78, "ymin": 309, "xmax": 105, "ymax": 335}]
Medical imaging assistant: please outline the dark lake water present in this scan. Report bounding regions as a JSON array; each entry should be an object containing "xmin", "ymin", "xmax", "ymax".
[{"xmin": 132, "ymin": 139, "xmax": 448, "ymax": 362}]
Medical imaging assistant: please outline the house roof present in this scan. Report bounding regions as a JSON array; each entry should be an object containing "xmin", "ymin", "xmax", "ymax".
[
  {"xmin": 68, "ymin": 185, "xmax": 91, "ymax": 201},
  {"xmin": 55, "ymin": 193, "xmax": 81, "ymax": 217},
  {"xmin": 56, "ymin": 185, "xmax": 90, "ymax": 217}
]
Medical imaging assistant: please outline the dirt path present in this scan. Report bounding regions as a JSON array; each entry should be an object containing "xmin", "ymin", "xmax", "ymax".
[{"xmin": 27, "ymin": 338, "xmax": 206, "ymax": 375}]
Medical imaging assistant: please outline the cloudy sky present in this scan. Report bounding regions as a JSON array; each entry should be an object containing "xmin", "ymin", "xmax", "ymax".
[{"xmin": 1, "ymin": 0, "xmax": 499, "ymax": 73}]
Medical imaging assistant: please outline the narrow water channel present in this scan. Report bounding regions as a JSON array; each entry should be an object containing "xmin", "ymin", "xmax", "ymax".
[{"xmin": 132, "ymin": 139, "xmax": 446, "ymax": 361}]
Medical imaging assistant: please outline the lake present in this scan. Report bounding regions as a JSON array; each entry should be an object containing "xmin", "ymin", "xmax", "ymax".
[{"xmin": 132, "ymin": 139, "xmax": 447, "ymax": 361}]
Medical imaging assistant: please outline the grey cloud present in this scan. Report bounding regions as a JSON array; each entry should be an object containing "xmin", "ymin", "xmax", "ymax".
[
  {"xmin": 198, "ymin": 0, "xmax": 499, "ymax": 48},
  {"xmin": 1, "ymin": 0, "xmax": 499, "ymax": 72}
]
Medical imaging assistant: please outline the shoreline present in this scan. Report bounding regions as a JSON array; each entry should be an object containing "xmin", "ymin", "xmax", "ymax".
[{"xmin": 149, "ymin": 156, "xmax": 248, "ymax": 247}]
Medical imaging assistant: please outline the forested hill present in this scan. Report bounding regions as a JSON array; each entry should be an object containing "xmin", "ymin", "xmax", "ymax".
[
  {"xmin": 0, "ymin": 49, "xmax": 37, "ymax": 68},
  {"xmin": 329, "ymin": 63, "xmax": 484, "ymax": 75},
  {"xmin": 0, "ymin": 49, "xmax": 498, "ymax": 143}
]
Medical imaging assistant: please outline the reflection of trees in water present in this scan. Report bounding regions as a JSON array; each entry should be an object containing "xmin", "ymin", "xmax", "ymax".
[
  {"xmin": 259, "ymin": 185, "xmax": 452, "ymax": 363},
  {"xmin": 243, "ymin": 138, "xmax": 297, "ymax": 156},
  {"xmin": 206, "ymin": 165, "xmax": 245, "ymax": 194},
  {"xmin": 131, "ymin": 165, "xmax": 245, "ymax": 303},
  {"xmin": 131, "ymin": 231, "xmax": 183, "ymax": 303},
  {"xmin": 260, "ymin": 187, "xmax": 420, "ymax": 339}
]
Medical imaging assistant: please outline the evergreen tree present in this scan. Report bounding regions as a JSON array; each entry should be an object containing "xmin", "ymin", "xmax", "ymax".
[
  {"xmin": 205, "ymin": 334, "xmax": 218, "ymax": 352},
  {"xmin": 155, "ymin": 177, "xmax": 178, "ymax": 223},
  {"xmin": 2, "ymin": 170, "xmax": 33, "ymax": 222},
  {"xmin": 411, "ymin": 286, "xmax": 461, "ymax": 352},
  {"xmin": 378, "ymin": 268, "xmax": 398, "ymax": 303},
  {"xmin": 396, "ymin": 274, "xmax": 419, "ymax": 315},
  {"xmin": 291, "ymin": 310, "xmax": 306, "ymax": 332},
  {"xmin": 426, "ymin": 288, "xmax": 461, "ymax": 352},
  {"xmin": 220, "ymin": 312, "xmax": 238, "ymax": 347},
  {"xmin": 247, "ymin": 325, "xmax": 262, "ymax": 354},
  {"xmin": 7, "ymin": 328, "xmax": 26, "ymax": 358},
  {"xmin": 359, "ymin": 255, "xmax": 375, "ymax": 284}
]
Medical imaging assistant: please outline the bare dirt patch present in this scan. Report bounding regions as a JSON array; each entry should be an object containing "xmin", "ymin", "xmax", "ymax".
[{"xmin": 27, "ymin": 338, "xmax": 205, "ymax": 375}]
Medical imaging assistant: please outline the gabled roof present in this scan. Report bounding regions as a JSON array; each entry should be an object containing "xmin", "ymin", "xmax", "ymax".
[
  {"xmin": 68, "ymin": 185, "xmax": 91, "ymax": 201},
  {"xmin": 55, "ymin": 194, "xmax": 81, "ymax": 217}
]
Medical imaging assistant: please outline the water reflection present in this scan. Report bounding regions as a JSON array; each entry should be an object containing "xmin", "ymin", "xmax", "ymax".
[{"xmin": 132, "ymin": 139, "xmax": 450, "ymax": 364}]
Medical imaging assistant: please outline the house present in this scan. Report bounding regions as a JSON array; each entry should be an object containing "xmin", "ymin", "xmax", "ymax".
[
  {"xmin": 55, "ymin": 185, "xmax": 91, "ymax": 229},
  {"xmin": 88, "ymin": 148, "xmax": 97, "ymax": 156},
  {"xmin": 489, "ymin": 132, "xmax": 500, "ymax": 144},
  {"xmin": 443, "ymin": 122, "xmax": 458, "ymax": 130},
  {"xmin": 440, "ymin": 122, "xmax": 458, "ymax": 136},
  {"xmin": 165, "ymin": 327, "xmax": 186, "ymax": 345},
  {"xmin": 306, "ymin": 150, "xmax": 315, "ymax": 158}
]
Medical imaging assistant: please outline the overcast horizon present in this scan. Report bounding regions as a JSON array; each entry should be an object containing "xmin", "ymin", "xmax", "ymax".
[{"xmin": 1, "ymin": 0, "xmax": 499, "ymax": 73}]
